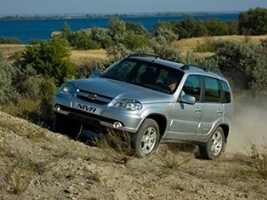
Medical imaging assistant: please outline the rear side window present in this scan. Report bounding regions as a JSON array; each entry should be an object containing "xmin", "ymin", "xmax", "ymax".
[
  {"xmin": 182, "ymin": 75, "xmax": 201, "ymax": 101},
  {"xmin": 204, "ymin": 76, "xmax": 220, "ymax": 103},
  {"xmin": 221, "ymin": 81, "xmax": 231, "ymax": 103}
]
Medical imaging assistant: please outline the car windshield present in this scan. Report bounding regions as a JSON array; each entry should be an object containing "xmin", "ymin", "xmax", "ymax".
[{"xmin": 101, "ymin": 58, "xmax": 184, "ymax": 94}]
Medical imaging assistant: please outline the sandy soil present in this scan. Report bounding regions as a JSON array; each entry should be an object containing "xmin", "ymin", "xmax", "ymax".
[{"xmin": 0, "ymin": 105, "xmax": 267, "ymax": 200}]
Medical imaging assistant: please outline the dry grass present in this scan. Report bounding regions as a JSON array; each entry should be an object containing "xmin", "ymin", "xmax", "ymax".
[
  {"xmin": 0, "ymin": 44, "xmax": 25, "ymax": 59},
  {"xmin": 0, "ymin": 44, "xmax": 107, "ymax": 63},
  {"xmin": 171, "ymin": 35, "xmax": 267, "ymax": 53},
  {"xmin": 70, "ymin": 49, "xmax": 107, "ymax": 64}
]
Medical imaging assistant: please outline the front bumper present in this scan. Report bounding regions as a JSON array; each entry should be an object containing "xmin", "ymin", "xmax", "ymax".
[{"xmin": 53, "ymin": 103, "xmax": 143, "ymax": 133}]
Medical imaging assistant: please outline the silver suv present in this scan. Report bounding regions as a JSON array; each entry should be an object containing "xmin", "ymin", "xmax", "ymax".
[{"xmin": 53, "ymin": 54, "xmax": 234, "ymax": 160}]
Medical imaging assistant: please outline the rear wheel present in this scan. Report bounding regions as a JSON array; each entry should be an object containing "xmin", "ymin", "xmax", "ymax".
[
  {"xmin": 54, "ymin": 114, "xmax": 82, "ymax": 139},
  {"xmin": 131, "ymin": 119, "xmax": 160, "ymax": 158},
  {"xmin": 199, "ymin": 127, "xmax": 225, "ymax": 160}
]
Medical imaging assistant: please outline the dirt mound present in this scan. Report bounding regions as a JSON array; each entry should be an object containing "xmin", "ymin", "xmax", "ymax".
[{"xmin": 0, "ymin": 111, "xmax": 266, "ymax": 199}]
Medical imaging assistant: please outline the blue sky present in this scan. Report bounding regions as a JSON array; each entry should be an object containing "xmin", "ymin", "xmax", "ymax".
[{"xmin": 1, "ymin": 0, "xmax": 267, "ymax": 15}]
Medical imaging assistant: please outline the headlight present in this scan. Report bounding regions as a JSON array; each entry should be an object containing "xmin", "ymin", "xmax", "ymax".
[
  {"xmin": 110, "ymin": 99, "xmax": 142, "ymax": 111},
  {"xmin": 59, "ymin": 82, "xmax": 76, "ymax": 96}
]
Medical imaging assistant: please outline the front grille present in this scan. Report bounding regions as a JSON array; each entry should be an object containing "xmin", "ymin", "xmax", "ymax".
[{"xmin": 76, "ymin": 89, "xmax": 113, "ymax": 105}]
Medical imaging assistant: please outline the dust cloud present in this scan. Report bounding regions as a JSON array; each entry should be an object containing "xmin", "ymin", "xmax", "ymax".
[{"xmin": 226, "ymin": 104, "xmax": 267, "ymax": 154}]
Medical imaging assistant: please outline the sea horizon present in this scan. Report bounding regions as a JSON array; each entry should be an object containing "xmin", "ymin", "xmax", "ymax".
[
  {"xmin": 0, "ymin": 12, "xmax": 239, "ymax": 44},
  {"xmin": 0, "ymin": 10, "xmax": 241, "ymax": 18}
]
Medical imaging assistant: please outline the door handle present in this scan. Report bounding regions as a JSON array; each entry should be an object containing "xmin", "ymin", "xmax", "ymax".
[
  {"xmin": 217, "ymin": 110, "xmax": 223, "ymax": 115},
  {"xmin": 195, "ymin": 108, "xmax": 202, "ymax": 113}
]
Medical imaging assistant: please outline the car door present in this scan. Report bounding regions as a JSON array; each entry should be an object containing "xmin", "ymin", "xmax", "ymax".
[
  {"xmin": 166, "ymin": 75, "xmax": 203, "ymax": 140},
  {"xmin": 196, "ymin": 76, "xmax": 223, "ymax": 138}
]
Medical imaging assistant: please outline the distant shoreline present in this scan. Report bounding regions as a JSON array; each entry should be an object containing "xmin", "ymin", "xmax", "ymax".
[{"xmin": 0, "ymin": 11, "xmax": 241, "ymax": 20}]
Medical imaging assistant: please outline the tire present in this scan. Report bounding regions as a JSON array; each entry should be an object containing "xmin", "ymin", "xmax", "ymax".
[
  {"xmin": 54, "ymin": 114, "xmax": 82, "ymax": 139},
  {"xmin": 199, "ymin": 127, "xmax": 225, "ymax": 160},
  {"xmin": 131, "ymin": 119, "xmax": 160, "ymax": 158}
]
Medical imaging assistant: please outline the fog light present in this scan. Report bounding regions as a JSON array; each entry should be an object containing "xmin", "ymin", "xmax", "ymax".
[
  {"xmin": 56, "ymin": 105, "xmax": 61, "ymax": 112},
  {"xmin": 113, "ymin": 122, "xmax": 122, "ymax": 129}
]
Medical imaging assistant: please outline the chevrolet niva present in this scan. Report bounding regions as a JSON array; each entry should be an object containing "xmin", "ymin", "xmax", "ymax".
[{"xmin": 53, "ymin": 54, "xmax": 234, "ymax": 160}]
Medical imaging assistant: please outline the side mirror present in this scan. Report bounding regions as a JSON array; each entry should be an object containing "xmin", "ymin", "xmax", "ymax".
[
  {"xmin": 92, "ymin": 71, "xmax": 100, "ymax": 78},
  {"xmin": 180, "ymin": 94, "xmax": 195, "ymax": 105}
]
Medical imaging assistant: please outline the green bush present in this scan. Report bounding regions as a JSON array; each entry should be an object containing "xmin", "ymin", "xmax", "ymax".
[
  {"xmin": 238, "ymin": 7, "xmax": 267, "ymax": 35},
  {"xmin": 152, "ymin": 27, "xmax": 178, "ymax": 43},
  {"xmin": 194, "ymin": 37, "xmax": 216, "ymax": 52},
  {"xmin": 0, "ymin": 53, "xmax": 20, "ymax": 106},
  {"xmin": 90, "ymin": 27, "xmax": 115, "ymax": 49},
  {"xmin": 214, "ymin": 40, "xmax": 267, "ymax": 96},
  {"xmin": 204, "ymin": 18, "xmax": 229, "ymax": 36},
  {"xmin": 123, "ymin": 33, "xmax": 149, "ymax": 50},
  {"xmin": 69, "ymin": 31, "xmax": 100, "ymax": 50},
  {"xmin": 0, "ymin": 37, "xmax": 22, "ymax": 44},
  {"xmin": 77, "ymin": 59, "xmax": 111, "ymax": 78},
  {"xmin": 22, "ymin": 37, "xmax": 76, "ymax": 86},
  {"xmin": 125, "ymin": 21, "xmax": 148, "ymax": 35}
]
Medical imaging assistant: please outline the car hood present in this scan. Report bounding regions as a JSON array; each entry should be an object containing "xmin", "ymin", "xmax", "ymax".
[{"xmin": 71, "ymin": 78, "xmax": 173, "ymax": 103}]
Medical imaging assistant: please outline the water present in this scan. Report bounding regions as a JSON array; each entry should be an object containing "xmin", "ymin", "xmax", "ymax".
[{"xmin": 0, "ymin": 13, "xmax": 239, "ymax": 44}]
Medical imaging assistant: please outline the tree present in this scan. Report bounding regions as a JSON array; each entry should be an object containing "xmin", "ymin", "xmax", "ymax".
[
  {"xmin": 69, "ymin": 31, "xmax": 100, "ymax": 50},
  {"xmin": 123, "ymin": 33, "xmax": 149, "ymax": 50},
  {"xmin": 108, "ymin": 16, "xmax": 126, "ymax": 38},
  {"xmin": 204, "ymin": 18, "xmax": 229, "ymax": 36},
  {"xmin": 61, "ymin": 21, "xmax": 72, "ymax": 40},
  {"xmin": 238, "ymin": 7, "xmax": 267, "ymax": 35},
  {"xmin": 90, "ymin": 27, "xmax": 115, "ymax": 48},
  {"xmin": 22, "ymin": 37, "xmax": 76, "ymax": 86},
  {"xmin": 125, "ymin": 21, "xmax": 148, "ymax": 35},
  {"xmin": 226, "ymin": 20, "xmax": 239, "ymax": 35}
]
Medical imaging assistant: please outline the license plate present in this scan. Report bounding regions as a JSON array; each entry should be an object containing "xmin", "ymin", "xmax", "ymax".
[{"xmin": 74, "ymin": 102, "xmax": 101, "ymax": 115}]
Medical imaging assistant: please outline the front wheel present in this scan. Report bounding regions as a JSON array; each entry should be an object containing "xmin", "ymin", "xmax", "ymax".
[
  {"xmin": 131, "ymin": 119, "xmax": 160, "ymax": 158},
  {"xmin": 199, "ymin": 127, "xmax": 225, "ymax": 160}
]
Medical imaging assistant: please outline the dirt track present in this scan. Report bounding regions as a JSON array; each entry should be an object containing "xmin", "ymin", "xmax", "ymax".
[{"xmin": 0, "ymin": 109, "xmax": 267, "ymax": 199}]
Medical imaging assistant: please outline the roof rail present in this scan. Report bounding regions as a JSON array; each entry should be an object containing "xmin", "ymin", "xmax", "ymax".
[
  {"xmin": 127, "ymin": 54, "xmax": 160, "ymax": 59},
  {"xmin": 181, "ymin": 64, "xmax": 224, "ymax": 77}
]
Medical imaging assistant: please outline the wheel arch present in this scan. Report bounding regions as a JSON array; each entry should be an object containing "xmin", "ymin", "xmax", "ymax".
[
  {"xmin": 146, "ymin": 113, "xmax": 167, "ymax": 139},
  {"xmin": 219, "ymin": 124, "xmax": 230, "ymax": 143}
]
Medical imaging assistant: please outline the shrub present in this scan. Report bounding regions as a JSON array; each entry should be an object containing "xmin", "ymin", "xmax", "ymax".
[
  {"xmin": 69, "ymin": 31, "xmax": 100, "ymax": 50},
  {"xmin": 246, "ymin": 141, "xmax": 267, "ymax": 179},
  {"xmin": 125, "ymin": 21, "xmax": 148, "ymax": 35},
  {"xmin": 90, "ymin": 27, "xmax": 115, "ymax": 49},
  {"xmin": 194, "ymin": 37, "xmax": 216, "ymax": 53},
  {"xmin": 204, "ymin": 18, "xmax": 229, "ymax": 36},
  {"xmin": 0, "ymin": 53, "xmax": 20, "ymax": 106},
  {"xmin": 77, "ymin": 59, "xmax": 110, "ymax": 78},
  {"xmin": 123, "ymin": 33, "xmax": 149, "ymax": 50},
  {"xmin": 215, "ymin": 40, "xmax": 267, "ymax": 96},
  {"xmin": 152, "ymin": 25, "xmax": 178, "ymax": 43},
  {"xmin": 0, "ymin": 37, "xmax": 22, "ymax": 44},
  {"xmin": 93, "ymin": 130, "xmax": 133, "ymax": 165},
  {"xmin": 22, "ymin": 37, "xmax": 76, "ymax": 86}
]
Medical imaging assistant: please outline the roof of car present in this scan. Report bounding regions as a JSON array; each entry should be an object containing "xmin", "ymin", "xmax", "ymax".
[{"xmin": 126, "ymin": 54, "xmax": 226, "ymax": 80}]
